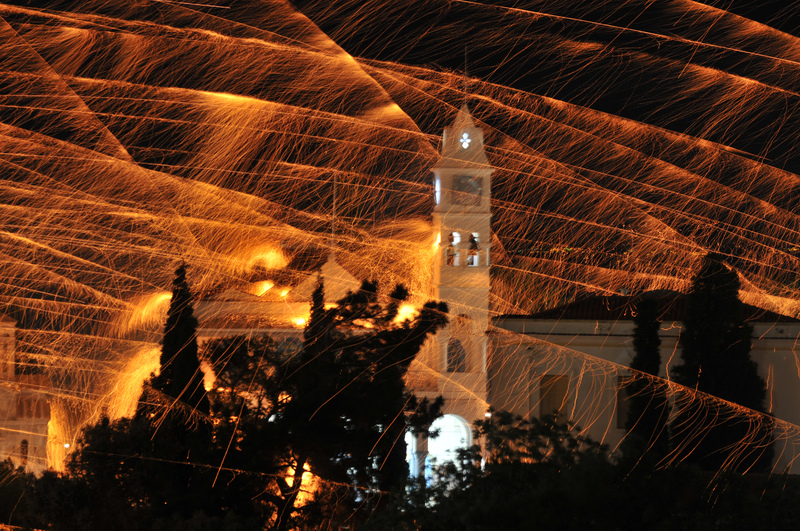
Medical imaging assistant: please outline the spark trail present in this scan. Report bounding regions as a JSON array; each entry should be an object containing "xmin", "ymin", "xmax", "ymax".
[{"xmin": 1, "ymin": 0, "xmax": 800, "ymax": 473}]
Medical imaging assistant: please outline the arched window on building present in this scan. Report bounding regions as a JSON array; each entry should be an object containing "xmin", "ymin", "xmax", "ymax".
[
  {"xmin": 538, "ymin": 374, "xmax": 570, "ymax": 422},
  {"xmin": 20, "ymin": 439, "xmax": 28, "ymax": 465},
  {"xmin": 447, "ymin": 339, "xmax": 466, "ymax": 373}
]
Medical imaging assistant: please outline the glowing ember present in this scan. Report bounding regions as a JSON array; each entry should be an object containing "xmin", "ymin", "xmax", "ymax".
[
  {"xmin": 394, "ymin": 303, "xmax": 419, "ymax": 323},
  {"xmin": 252, "ymin": 280, "xmax": 275, "ymax": 296},
  {"xmin": 246, "ymin": 248, "xmax": 288, "ymax": 272}
]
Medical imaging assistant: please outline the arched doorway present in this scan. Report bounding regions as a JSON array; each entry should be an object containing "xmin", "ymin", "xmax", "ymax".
[{"xmin": 425, "ymin": 414, "xmax": 471, "ymax": 477}]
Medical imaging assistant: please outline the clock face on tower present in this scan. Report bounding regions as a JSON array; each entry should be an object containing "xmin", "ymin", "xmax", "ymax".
[{"xmin": 453, "ymin": 174, "xmax": 483, "ymax": 206}]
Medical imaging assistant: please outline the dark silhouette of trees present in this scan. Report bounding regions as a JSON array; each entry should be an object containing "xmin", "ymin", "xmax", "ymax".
[
  {"xmin": 671, "ymin": 253, "xmax": 772, "ymax": 472},
  {"xmin": 370, "ymin": 411, "xmax": 617, "ymax": 531},
  {"xmin": 31, "ymin": 270, "xmax": 446, "ymax": 530},
  {"xmin": 204, "ymin": 279, "xmax": 447, "ymax": 531},
  {"xmin": 370, "ymin": 410, "xmax": 800, "ymax": 531},
  {"xmin": 0, "ymin": 460, "xmax": 37, "ymax": 528},
  {"xmin": 622, "ymin": 296, "xmax": 669, "ymax": 462},
  {"xmin": 38, "ymin": 414, "xmax": 254, "ymax": 531},
  {"xmin": 31, "ymin": 263, "xmax": 250, "ymax": 530}
]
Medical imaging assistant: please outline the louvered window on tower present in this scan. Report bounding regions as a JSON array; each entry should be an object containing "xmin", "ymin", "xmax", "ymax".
[
  {"xmin": 467, "ymin": 233, "xmax": 479, "ymax": 266},
  {"xmin": 446, "ymin": 232, "xmax": 461, "ymax": 266},
  {"xmin": 447, "ymin": 339, "xmax": 467, "ymax": 372}
]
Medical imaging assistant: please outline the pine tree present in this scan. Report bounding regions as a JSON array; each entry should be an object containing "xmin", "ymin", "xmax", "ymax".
[
  {"xmin": 205, "ymin": 278, "xmax": 448, "ymax": 531},
  {"xmin": 671, "ymin": 254, "xmax": 772, "ymax": 472}
]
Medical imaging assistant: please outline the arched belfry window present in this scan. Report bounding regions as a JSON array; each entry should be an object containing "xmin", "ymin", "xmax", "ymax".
[
  {"xmin": 467, "ymin": 233, "xmax": 479, "ymax": 266},
  {"xmin": 447, "ymin": 339, "xmax": 467, "ymax": 373},
  {"xmin": 445, "ymin": 232, "xmax": 461, "ymax": 266}
]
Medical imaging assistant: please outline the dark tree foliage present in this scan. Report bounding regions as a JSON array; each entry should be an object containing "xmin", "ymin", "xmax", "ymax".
[
  {"xmin": 0, "ymin": 460, "xmax": 39, "ymax": 528},
  {"xmin": 622, "ymin": 296, "xmax": 669, "ymax": 462},
  {"xmin": 147, "ymin": 262, "xmax": 209, "ymax": 415},
  {"xmin": 202, "ymin": 278, "xmax": 447, "ymax": 531},
  {"xmin": 32, "ymin": 416, "xmax": 256, "ymax": 531},
  {"xmin": 370, "ymin": 410, "xmax": 800, "ymax": 531},
  {"xmin": 25, "ymin": 275, "xmax": 444, "ymax": 530},
  {"xmin": 671, "ymin": 254, "xmax": 772, "ymax": 472},
  {"xmin": 369, "ymin": 411, "xmax": 616, "ymax": 531},
  {"xmin": 29, "ymin": 264, "xmax": 255, "ymax": 530}
]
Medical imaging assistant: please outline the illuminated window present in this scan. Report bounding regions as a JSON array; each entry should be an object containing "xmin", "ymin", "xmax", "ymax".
[
  {"xmin": 434, "ymin": 177, "xmax": 441, "ymax": 205},
  {"xmin": 405, "ymin": 431, "xmax": 418, "ymax": 477},
  {"xmin": 539, "ymin": 374, "xmax": 569, "ymax": 422},
  {"xmin": 447, "ymin": 339, "xmax": 467, "ymax": 373}
]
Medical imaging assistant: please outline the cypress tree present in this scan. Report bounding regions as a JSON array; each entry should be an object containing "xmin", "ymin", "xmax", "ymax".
[
  {"xmin": 50, "ymin": 264, "xmax": 237, "ymax": 529},
  {"xmin": 671, "ymin": 254, "xmax": 772, "ymax": 471},
  {"xmin": 623, "ymin": 296, "xmax": 669, "ymax": 461},
  {"xmin": 148, "ymin": 262, "xmax": 209, "ymax": 415}
]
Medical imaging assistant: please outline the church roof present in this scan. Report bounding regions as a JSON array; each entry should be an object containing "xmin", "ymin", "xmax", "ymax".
[
  {"xmin": 198, "ymin": 249, "xmax": 360, "ymax": 304},
  {"xmin": 452, "ymin": 103, "xmax": 478, "ymax": 133},
  {"xmin": 289, "ymin": 254, "xmax": 360, "ymax": 302},
  {"xmin": 434, "ymin": 103, "xmax": 492, "ymax": 169},
  {"xmin": 510, "ymin": 291, "xmax": 800, "ymax": 324}
]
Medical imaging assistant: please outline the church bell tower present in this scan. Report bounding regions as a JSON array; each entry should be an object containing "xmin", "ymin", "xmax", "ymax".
[
  {"xmin": 430, "ymin": 103, "xmax": 493, "ymax": 426},
  {"xmin": 406, "ymin": 103, "xmax": 493, "ymax": 477}
]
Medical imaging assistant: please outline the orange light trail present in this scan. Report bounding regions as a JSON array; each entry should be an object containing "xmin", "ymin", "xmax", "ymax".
[{"xmin": 0, "ymin": 0, "xmax": 800, "ymax": 478}]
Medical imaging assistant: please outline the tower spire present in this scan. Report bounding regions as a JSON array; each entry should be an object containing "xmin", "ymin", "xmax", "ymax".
[{"xmin": 463, "ymin": 44, "xmax": 469, "ymax": 105}]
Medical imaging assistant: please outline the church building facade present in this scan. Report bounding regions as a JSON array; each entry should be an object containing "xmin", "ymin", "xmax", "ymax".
[
  {"xmin": 408, "ymin": 106, "xmax": 800, "ymax": 475},
  {"xmin": 196, "ymin": 104, "xmax": 800, "ymax": 475},
  {"xmin": 405, "ymin": 104, "xmax": 494, "ymax": 472},
  {"xmin": 0, "ymin": 315, "xmax": 51, "ymax": 474}
]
